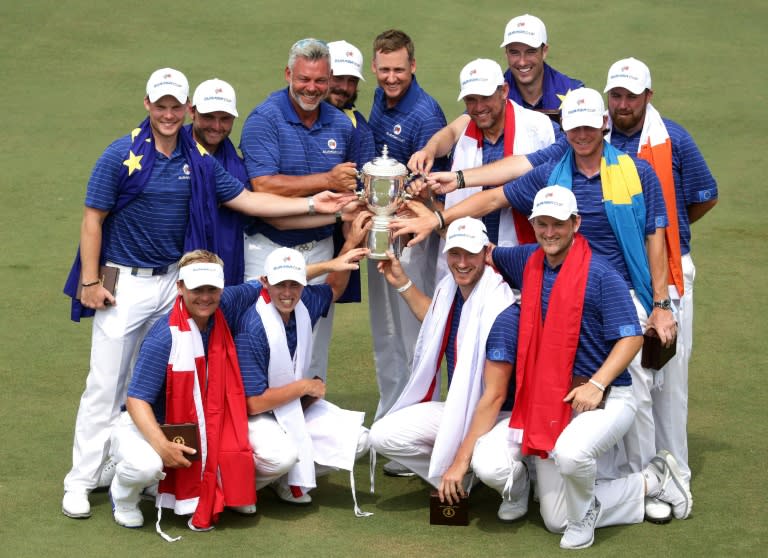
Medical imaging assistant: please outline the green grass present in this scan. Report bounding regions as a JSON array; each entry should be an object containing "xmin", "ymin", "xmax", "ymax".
[{"xmin": 1, "ymin": 0, "xmax": 766, "ymax": 556}]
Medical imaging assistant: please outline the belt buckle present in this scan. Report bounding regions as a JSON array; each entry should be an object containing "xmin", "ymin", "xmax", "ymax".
[{"xmin": 131, "ymin": 267, "xmax": 153, "ymax": 277}]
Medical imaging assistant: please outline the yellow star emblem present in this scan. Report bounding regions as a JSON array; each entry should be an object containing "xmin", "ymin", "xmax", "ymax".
[
  {"xmin": 123, "ymin": 150, "xmax": 143, "ymax": 176},
  {"xmin": 130, "ymin": 127, "xmax": 142, "ymax": 141},
  {"xmin": 556, "ymin": 89, "xmax": 573, "ymax": 110}
]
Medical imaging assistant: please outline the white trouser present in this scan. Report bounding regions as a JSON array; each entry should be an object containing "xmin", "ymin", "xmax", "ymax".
[
  {"xmin": 369, "ymin": 401, "xmax": 507, "ymax": 489},
  {"xmin": 64, "ymin": 266, "xmax": 178, "ymax": 493},
  {"xmin": 368, "ymin": 235, "xmax": 439, "ymax": 419},
  {"xmin": 652, "ymin": 253, "xmax": 695, "ymax": 485},
  {"xmin": 474, "ymin": 387, "xmax": 645, "ymax": 532},
  {"xmin": 244, "ymin": 234, "xmax": 335, "ymax": 382},
  {"xmin": 247, "ymin": 414, "xmax": 300, "ymax": 489},
  {"xmin": 109, "ymin": 412, "xmax": 167, "ymax": 509},
  {"xmin": 249, "ymin": 411, "xmax": 370, "ymax": 492},
  {"xmin": 621, "ymin": 290, "xmax": 655, "ymax": 473}
]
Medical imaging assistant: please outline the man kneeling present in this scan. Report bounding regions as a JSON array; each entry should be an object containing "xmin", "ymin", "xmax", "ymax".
[
  {"xmin": 109, "ymin": 250, "xmax": 258, "ymax": 537},
  {"xmin": 234, "ymin": 239, "xmax": 371, "ymax": 515},
  {"xmin": 369, "ymin": 217, "xmax": 517, "ymax": 510},
  {"xmin": 478, "ymin": 186, "xmax": 691, "ymax": 549}
]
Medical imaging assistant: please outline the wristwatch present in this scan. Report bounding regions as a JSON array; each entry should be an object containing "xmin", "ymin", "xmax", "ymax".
[
  {"xmin": 653, "ymin": 298, "xmax": 672, "ymax": 310},
  {"xmin": 307, "ymin": 196, "xmax": 316, "ymax": 216}
]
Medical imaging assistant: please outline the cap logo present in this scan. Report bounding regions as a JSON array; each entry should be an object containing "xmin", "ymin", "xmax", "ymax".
[
  {"xmin": 469, "ymin": 69, "xmax": 477, "ymax": 75},
  {"xmin": 545, "ymin": 192, "xmax": 554, "ymax": 198},
  {"xmin": 164, "ymin": 73, "xmax": 172, "ymax": 79},
  {"xmin": 577, "ymin": 98, "xmax": 585, "ymax": 106},
  {"xmin": 346, "ymin": 50, "xmax": 354, "ymax": 57},
  {"xmin": 283, "ymin": 255, "xmax": 291, "ymax": 262},
  {"xmin": 215, "ymin": 87, "xmax": 223, "ymax": 94},
  {"xmin": 458, "ymin": 224, "xmax": 466, "ymax": 230},
  {"xmin": 621, "ymin": 65, "xmax": 630, "ymax": 72},
  {"xmin": 517, "ymin": 21, "xmax": 525, "ymax": 27},
  {"xmin": 328, "ymin": 138, "xmax": 337, "ymax": 150}
]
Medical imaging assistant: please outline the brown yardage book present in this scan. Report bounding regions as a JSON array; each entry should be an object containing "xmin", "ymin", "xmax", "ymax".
[
  {"xmin": 160, "ymin": 423, "xmax": 200, "ymax": 461},
  {"xmin": 430, "ymin": 490, "xmax": 469, "ymax": 526},
  {"xmin": 641, "ymin": 328, "xmax": 677, "ymax": 370},
  {"xmin": 75, "ymin": 265, "xmax": 120, "ymax": 299},
  {"xmin": 570, "ymin": 375, "xmax": 611, "ymax": 409}
]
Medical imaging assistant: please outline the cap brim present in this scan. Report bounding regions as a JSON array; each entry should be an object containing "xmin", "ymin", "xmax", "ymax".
[
  {"xmin": 267, "ymin": 271, "xmax": 307, "ymax": 286},
  {"xmin": 148, "ymin": 90, "xmax": 188, "ymax": 104},
  {"xmin": 603, "ymin": 79, "xmax": 647, "ymax": 95},
  {"xmin": 457, "ymin": 85, "xmax": 499, "ymax": 101},
  {"xmin": 561, "ymin": 114, "xmax": 603, "ymax": 131},
  {"xmin": 195, "ymin": 101, "xmax": 238, "ymax": 117}
]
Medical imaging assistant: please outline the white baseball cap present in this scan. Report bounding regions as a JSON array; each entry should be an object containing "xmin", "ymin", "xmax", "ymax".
[
  {"xmin": 457, "ymin": 59, "xmax": 505, "ymax": 101},
  {"xmin": 604, "ymin": 57, "xmax": 652, "ymax": 95},
  {"xmin": 179, "ymin": 262, "xmax": 225, "ymax": 289},
  {"xmin": 560, "ymin": 88, "xmax": 605, "ymax": 131},
  {"xmin": 443, "ymin": 217, "xmax": 489, "ymax": 254},
  {"xmin": 192, "ymin": 78, "xmax": 238, "ymax": 117},
  {"xmin": 529, "ymin": 185, "xmax": 579, "ymax": 221},
  {"xmin": 264, "ymin": 247, "xmax": 307, "ymax": 286},
  {"xmin": 500, "ymin": 14, "xmax": 547, "ymax": 48},
  {"xmin": 146, "ymin": 67, "xmax": 189, "ymax": 103},
  {"xmin": 328, "ymin": 40, "xmax": 365, "ymax": 80}
]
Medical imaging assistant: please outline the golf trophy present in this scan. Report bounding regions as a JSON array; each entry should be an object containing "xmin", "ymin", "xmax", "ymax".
[{"xmin": 357, "ymin": 145, "xmax": 415, "ymax": 260}]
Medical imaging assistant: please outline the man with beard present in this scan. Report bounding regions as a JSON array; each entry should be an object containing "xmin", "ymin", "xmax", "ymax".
[
  {"xmin": 187, "ymin": 78, "xmax": 248, "ymax": 286},
  {"xmin": 603, "ymin": 57, "xmax": 718, "ymax": 521},
  {"xmin": 499, "ymin": 13, "xmax": 583, "ymax": 112},
  {"xmin": 367, "ymin": 31, "xmax": 449, "ymax": 460},
  {"xmin": 325, "ymin": 40, "xmax": 376, "ymax": 305},
  {"xmin": 240, "ymin": 38, "xmax": 359, "ymax": 382},
  {"xmin": 327, "ymin": 40, "xmax": 376, "ymax": 166}
]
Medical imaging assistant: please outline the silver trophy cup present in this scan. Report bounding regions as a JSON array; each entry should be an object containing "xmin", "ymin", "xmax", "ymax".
[{"xmin": 357, "ymin": 146, "xmax": 414, "ymax": 260}]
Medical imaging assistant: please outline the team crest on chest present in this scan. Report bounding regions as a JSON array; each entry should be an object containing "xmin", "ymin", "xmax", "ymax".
[
  {"xmin": 393, "ymin": 124, "xmax": 402, "ymax": 135},
  {"xmin": 322, "ymin": 136, "xmax": 342, "ymax": 155},
  {"xmin": 182, "ymin": 164, "xmax": 191, "ymax": 176}
]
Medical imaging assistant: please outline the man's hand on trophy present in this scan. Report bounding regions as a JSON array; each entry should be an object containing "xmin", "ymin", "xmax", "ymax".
[
  {"xmin": 390, "ymin": 200, "xmax": 440, "ymax": 247},
  {"xmin": 328, "ymin": 247, "xmax": 369, "ymax": 272},
  {"xmin": 404, "ymin": 174, "xmax": 429, "ymax": 198},
  {"xmin": 376, "ymin": 250, "xmax": 409, "ymax": 289},
  {"xmin": 343, "ymin": 210, "xmax": 374, "ymax": 248},
  {"xmin": 425, "ymin": 171, "xmax": 459, "ymax": 195},
  {"xmin": 340, "ymin": 197, "xmax": 365, "ymax": 221},
  {"xmin": 408, "ymin": 146, "xmax": 436, "ymax": 176},
  {"xmin": 313, "ymin": 190, "xmax": 358, "ymax": 213},
  {"xmin": 326, "ymin": 162, "xmax": 359, "ymax": 192}
]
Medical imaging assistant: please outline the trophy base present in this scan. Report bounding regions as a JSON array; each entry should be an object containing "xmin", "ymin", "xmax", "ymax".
[{"xmin": 367, "ymin": 217, "xmax": 402, "ymax": 260}]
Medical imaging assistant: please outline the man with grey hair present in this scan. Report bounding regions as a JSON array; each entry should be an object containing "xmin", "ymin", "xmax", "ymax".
[{"xmin": 240, "ymin": 38, "xmax": 360, "ymax": 381}]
